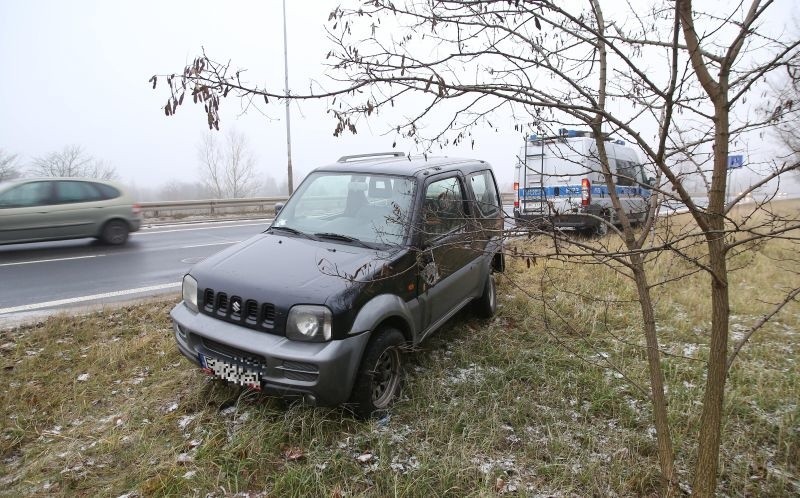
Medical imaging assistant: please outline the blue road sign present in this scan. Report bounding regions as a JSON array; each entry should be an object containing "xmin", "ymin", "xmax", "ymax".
[{"xmin": 727, "ymin": 155, "xmax": 744, "ymax": 169}]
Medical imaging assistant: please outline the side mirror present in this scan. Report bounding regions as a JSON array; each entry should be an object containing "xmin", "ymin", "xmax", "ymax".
[
  {"xmin": 646, "ymin": 177, "xmax": 656, "ymax": 187},
  {"xmin": 274, "ymin": 202, "xmax": 285, "ymax": 216}
]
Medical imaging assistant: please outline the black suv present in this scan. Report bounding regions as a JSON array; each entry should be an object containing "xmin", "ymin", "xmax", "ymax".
[{"xmin": 171, "ymin": 152, "xmax": 505, "ymax": 416}]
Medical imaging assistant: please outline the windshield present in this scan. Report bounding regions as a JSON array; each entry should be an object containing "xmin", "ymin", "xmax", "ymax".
[{"xmin": 272, "ymin": 172, "xmax": 416, "ymax": 246}]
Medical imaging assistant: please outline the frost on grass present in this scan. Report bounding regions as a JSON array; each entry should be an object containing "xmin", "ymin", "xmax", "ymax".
[{"xmin": 443, "ymin": 363, "xmax": 500, "ymax": 386}]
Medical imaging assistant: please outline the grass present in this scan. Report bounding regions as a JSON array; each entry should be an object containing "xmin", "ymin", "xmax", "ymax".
[{"xmin": 1, "ymin": 205, "xmax": 798, "ymax": 496}]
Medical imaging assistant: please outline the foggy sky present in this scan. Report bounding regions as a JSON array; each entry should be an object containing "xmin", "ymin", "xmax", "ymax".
[{"xmin": 1, "ymin": 0, "xmax": 797, "ymax": 195}]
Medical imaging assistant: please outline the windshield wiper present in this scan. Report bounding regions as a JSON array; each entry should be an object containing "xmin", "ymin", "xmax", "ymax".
[
  {"xmin": 314, "ymin": 232, "xmax": 378, "ymax": 249},
  {"xmin": 268, "ymin": 225, "xmax": 316, "ymax": 239}
]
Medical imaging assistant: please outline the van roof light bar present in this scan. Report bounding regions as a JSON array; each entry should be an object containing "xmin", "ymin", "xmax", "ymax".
[{"xmin": 337, "ymin": 152, "xmax": 406, "ymax": 163}]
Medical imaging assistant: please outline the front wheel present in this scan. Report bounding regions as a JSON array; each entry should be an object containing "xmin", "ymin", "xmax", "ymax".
[
  {"xmin": 100, "ymin": 220, "xmax": 130, "ymax": 245},
  {"xmin": 349, "ymin": 328, "xmax": 405, "ymax": 418}
]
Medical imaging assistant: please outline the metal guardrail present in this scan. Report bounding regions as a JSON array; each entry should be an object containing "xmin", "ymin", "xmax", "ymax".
[
  {"xmin": 141, "ymin": 193, "xmax": 517, "ymax": 220},
  {"xmin": 140, "ymin": 197, "xmax": 289, "ymax": 219}
]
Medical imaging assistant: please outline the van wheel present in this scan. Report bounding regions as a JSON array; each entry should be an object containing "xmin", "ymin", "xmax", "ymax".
[
  {"xmin": 594, "ymin": 221, "xmax": 608, "ymax": 236},
  {"xmin": 101, "ymin": 220, "xmax": 129, "ymax": 245},
  {"xmin": 349, "ymin": 328, "xmax": 405, "ymax": 418},
  {"xmin": 474, "ymin": 273, "xmax": 497, "ymax": 318}
]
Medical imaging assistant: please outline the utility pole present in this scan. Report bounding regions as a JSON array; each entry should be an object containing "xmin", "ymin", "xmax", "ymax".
[{"xmin": 282, "ymin": 0, "xmax": 294, "ymax": 194}]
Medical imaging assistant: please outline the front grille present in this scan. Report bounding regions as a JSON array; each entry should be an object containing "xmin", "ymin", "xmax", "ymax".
[
  {"xmin": 201, "ymin": 337, "xmax": 267, "ymax": 369},
  {"xmin": 201, "ymin": 288, "xmax": 279, "ymax": 333},
  {"xmin": 262, "ymin": 303, "xmax": 276, "ymax": 327},
  {"xmin": 216, "ymin": 292, "xmax": 228, "ymax": 315}
]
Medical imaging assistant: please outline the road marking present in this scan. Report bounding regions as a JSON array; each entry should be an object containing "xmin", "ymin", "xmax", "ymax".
[
  {"xmin": 0, "ymin": 254, "xmax": 106, "ymax": 267},
  {"xmin": 0, "ymin": 282, "xmax": 181, "ymax": 315},
  {"xmin": 137, "ymin": 221, "xmax": 270, "ymax": 235},
  {"xmin": 180, "ymin": 241, "xmax": 239, "ymax": 249}
]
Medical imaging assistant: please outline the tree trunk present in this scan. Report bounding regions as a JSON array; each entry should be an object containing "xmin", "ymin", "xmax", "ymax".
[
  {"xmin": 691, "ymin": 98, "xmax": 731, "ymax": 497},
  {"xmin": 632, "ymin": 254, "xmax": 678, "ymax": 495}
]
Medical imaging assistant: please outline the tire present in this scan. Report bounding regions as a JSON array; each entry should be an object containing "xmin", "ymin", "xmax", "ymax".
[
  {"xmin": 474, "ymin": 272, "xmax": 497, "ymax": 318},
  {"xmin": 349, "ymin": 328, "xmax": 405, "ymax": 419},
  {"xmin": 101, "ymin": 220, "xmax": 130, "ymax": 245}
]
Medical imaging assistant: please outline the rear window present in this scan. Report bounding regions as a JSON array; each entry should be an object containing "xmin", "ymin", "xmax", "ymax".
[{"xmin": 93, "ymin": 182, "xmax": 121, "ymax": 200}]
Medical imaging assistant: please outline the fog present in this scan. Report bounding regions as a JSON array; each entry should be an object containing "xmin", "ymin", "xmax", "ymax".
[{"xmin": 1, "ymin": 0, "xmax": 797, "ymax": 199}]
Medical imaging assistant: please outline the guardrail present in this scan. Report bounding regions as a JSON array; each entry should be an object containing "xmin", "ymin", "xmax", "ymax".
[
  {"xmin": 141, "ymin": 193, "xmax": 517, "ymax": 221},
  {"xmin": 140, "ymin": 197, "xmax": 290, "ymax": 219}
]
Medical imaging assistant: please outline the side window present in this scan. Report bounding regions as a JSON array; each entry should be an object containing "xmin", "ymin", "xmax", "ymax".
[
  {"xmin": 468, "ymin": 170, "xmax": 501, "ymax": 217},
  {"xmin": 422, "ymin": 177, "xmax": 466, "ymax": 240},
  {"xmin": 93, "ymin": 182, "xmax": 120, "ymax": 200},
  {"xmin": 616, "ymin": 160, "xmax": 638, "ymax": 187},
  {"xmin": 0, "ymin": 182, "xmax": 52, "ymax": 208},
  {"xmin": 55, "ymin": 181, "xmax": 103, "ymax": 204}
]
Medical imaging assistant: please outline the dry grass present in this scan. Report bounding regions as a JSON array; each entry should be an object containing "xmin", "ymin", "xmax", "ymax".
[{"xmin": 1, "ymin": 203, "xmax": 798, "ymax": 496}]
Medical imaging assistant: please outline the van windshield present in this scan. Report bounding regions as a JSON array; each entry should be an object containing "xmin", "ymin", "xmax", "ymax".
[{"xmin": 272, "ymin": 172, "xmax": 416, "ymax": 247}]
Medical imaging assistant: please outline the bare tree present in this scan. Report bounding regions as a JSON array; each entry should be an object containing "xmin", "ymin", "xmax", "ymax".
[
  {"xmin": 768, "ymin": 38, "xmax": 800, "ymax": 175},
  {"xmin": 0, "ymin": 148, "xmax": 23, "ymax": 182},
  {"xmin": 197, "ymin": 129, "xmax": 261, "ymax": 198},
  {"xmin": 29, "ymin": 145, "xmax": 117, "ymax": 179},
  {"xmin": 151, "ymin": 1, "xmax": 799, "ymax": 495},
  {"xmin": 197, "ymin": 132, "xmax": 225, "ymax": 198}
]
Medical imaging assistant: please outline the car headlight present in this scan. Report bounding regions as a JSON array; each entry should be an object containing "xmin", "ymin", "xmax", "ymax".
[
  {"xmin": 286, "ymin": 305, "xmax": 332, "ymax": 342},
  {"xmin": 182, "ymin": 274, "xmax": 198, "ymax": 312}
]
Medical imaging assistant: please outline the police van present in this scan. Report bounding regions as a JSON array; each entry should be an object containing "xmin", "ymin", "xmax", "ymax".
[{"xmin": 513, "ymin": 129, "xmax": 653, "ymax": 234}]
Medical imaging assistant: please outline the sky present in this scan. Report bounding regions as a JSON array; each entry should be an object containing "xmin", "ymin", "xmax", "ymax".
[
  {"xmin": 1, "ymin": 0, "xmax": 798, "ymax": 196},
  {"xmin": 0, "ymin": 0, "xmax": 522, "ymax": 193}
]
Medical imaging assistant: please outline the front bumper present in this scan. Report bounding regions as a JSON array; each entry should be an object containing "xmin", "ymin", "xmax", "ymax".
[{"xmin": 171, "ymin": 303, "xmax": 371, "ymax": 406}]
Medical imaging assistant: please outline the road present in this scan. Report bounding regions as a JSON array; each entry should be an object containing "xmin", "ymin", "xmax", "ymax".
[{"xmin": 0, "ymin": 219, "xmax": 272, "ymax": 326}]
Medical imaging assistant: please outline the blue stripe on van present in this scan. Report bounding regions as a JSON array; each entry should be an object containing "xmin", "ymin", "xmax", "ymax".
[{"xmin": 519, "ymin": 185, "xmax": 650, "ymax": 199}]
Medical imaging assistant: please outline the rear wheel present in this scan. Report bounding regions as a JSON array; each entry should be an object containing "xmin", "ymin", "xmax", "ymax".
[
  {"xmin": 474, "ymin": 273, "xmax": 497, "ymax": 318},
  {"xmin": 101, "ymin": 220, "xmax": 129, "ymax": 245},
  {"xmin": 349, "ymin": 328, "xmax": 404, "ymax": 418}
]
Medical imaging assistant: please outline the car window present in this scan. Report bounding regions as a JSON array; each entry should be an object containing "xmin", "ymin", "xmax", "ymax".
[
  {"xmin": 422, "ymin": 176, "xmax": 466, "ymax": 241},
  {"xmin": 616, "ymin": 160, "xmax": 643, "ymax": 187},
  {"xmin": 469, "ymin": 170, "xmax": 501, "ymax": 217},
  {"xmin": 273, "ymin": 172, "xmax": 415, "ymax": 246},
  {"xmin": 93, "ymin": 182, "xmax": 120, "ymax": 200},
  {"xmin": 55, "ymin": 181, "xmax": 103, "ymax": 204},
  {"xmin": 0, "ymin": 182, "xmax": 52, "ymax": 208}
]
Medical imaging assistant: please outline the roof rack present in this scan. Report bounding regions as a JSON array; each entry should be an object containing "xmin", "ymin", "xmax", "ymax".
[{"xmin": 337, "ymin": 152, "xmax": 406, "ymax": 163}]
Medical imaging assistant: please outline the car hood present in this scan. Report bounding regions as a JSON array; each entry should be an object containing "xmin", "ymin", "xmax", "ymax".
[{"xmin": 189, "ymin": 232, "xmax": 396, "ymax": 307}]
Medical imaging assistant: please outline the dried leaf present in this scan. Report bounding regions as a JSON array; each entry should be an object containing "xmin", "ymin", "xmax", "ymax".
[
  {"xmin": 149, "ymin": 75, "xmax": 157, "ymax": 89},
  {"xmin": 282, "ymin": 446, "xmax": 305, "ymax": 462}
]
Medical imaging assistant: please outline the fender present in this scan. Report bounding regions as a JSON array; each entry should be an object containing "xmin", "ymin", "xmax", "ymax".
[{"xmin": 349, "ymin": 293, "xmax": 420, "ymax": 342}]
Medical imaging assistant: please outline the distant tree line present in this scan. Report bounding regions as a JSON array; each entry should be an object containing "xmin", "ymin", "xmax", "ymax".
[
  {"xmin": 0, "ymin": 145, "xmax": 117, "ymax": 182},
  {"xmin": 1, "ymin": 129, "xmax": 289, "ymax": 201}
]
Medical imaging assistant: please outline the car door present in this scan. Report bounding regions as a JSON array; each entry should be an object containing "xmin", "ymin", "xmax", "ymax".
[
  {"xmin": 0, "ymin": 181, "xmax": 56, "ymax": 243},
  {"xmin": 416, "ymin": 175, "xmax": 478, "ymax": 331},
  {"xmin": 50, "ymin": 180, "xmax": 106, "ymax": 238}
]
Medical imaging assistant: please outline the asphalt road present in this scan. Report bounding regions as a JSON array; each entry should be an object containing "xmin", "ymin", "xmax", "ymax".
[{"xmin": 0, "ymin": 219, "xmax": 272, "ymax": 326}]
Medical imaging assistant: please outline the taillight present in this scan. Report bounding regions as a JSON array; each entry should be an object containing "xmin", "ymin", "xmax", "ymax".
[
  {"xmin": 132, "ymin": 203, "xmax": 142, "ymax": 216},
  {"xmin": 581, "ymin": 179, "xmax": 591, "ymax": 206},
  {"xmin": 513, "ymin": 182, "xmax": 519, "ymax": 208}
]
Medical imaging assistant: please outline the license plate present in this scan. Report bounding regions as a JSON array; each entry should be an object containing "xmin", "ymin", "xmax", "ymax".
[
  {"xmin": 522, "ymin": 200, "xmax": 546, "ymax": 213},
  {"xmin": 200, "ymin": 354, "xmax": 261, "ymax": 388}
]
